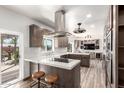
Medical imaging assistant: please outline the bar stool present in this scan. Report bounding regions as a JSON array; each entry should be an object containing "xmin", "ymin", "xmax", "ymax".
[
  {"xmin": 31, "ymin": 71, "xmax": 45, "ymax": 88},
  {"xmin": 45, "ymin": 73, "xmax": 58, "ymax": 88},
  {"xmin": 30, "ymin": 63, "xmax": 45, "ymax": 88}
]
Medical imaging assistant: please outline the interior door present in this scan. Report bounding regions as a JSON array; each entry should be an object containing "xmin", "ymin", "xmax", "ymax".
[{"xmin": 0, "ymin": 32, "xmax": 22, "ymax": 87}]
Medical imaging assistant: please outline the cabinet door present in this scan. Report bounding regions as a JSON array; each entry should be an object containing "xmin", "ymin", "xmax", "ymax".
[{"xmin": 29, "ymin": 24, "xmax": 42, "ymax": 47}]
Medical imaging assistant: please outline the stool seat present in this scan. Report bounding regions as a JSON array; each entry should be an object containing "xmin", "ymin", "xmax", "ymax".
[
  {"xmin": 32, "ymin": 71, "xmax": 45, "ymax": 79},
  {"xmin": 45, "ymin": 74, "xmax": 58, "ymax": 84}
]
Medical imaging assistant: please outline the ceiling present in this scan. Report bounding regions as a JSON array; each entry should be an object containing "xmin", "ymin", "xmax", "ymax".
[{"xmin": 2, "ymin": 5, "xmax": 109, "ymax": 37}]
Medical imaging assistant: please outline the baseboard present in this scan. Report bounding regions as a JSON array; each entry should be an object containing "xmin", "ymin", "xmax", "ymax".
[{"xmin": 23, "ymin": 76, "xmax": 31, "ymax": 81}]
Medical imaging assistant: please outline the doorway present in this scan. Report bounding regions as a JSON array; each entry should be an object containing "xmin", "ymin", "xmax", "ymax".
[{"xmin": 0, "ymin": 29, "xmax": 24, "ymax": 87}]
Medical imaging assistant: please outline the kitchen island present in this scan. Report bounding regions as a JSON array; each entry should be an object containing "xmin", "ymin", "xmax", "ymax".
[{"xmin": 24, "ymin": 54, "xmax": 81, "ymax": 88}]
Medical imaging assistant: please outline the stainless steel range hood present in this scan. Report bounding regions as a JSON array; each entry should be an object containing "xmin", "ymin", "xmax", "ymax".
[
  {"xmin": 43, "ymin": 10, "xmax": 71, "ymax": 48},
  {"xmin": 46, "ymin": 10, "xmax": 72, "ymax": 37}
]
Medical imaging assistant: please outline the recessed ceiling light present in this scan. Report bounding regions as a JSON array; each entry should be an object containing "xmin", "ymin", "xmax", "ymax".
[
  {"xmin": 86, "ymin": 14, "xmax": 92, "ymax": 18},
  {"xmin": 90, "ymin": 24, "xmax": 95, "ymax": 28}
]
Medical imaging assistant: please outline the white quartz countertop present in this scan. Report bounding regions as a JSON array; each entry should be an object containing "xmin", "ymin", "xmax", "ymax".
[{"xmin": 24, "ymin": 54, "xmax": 80, "ymax": 70}]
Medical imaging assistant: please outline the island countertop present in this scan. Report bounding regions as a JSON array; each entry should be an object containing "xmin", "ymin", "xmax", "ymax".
[
  {"xmin": 24, "ymin": 54, "xmax": 80, "ymax": 70},
  {"xmin": 24, "ymin": 52, "xmax": 81, "ymax": 87}
]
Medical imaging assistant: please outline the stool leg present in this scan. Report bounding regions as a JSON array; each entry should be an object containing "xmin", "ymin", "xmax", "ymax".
[{"xmin": 38, "ymin": 78, "xmax": 40, "ymax": 88}]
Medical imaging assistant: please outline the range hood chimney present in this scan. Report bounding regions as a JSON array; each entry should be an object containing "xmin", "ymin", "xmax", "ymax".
[
  {"xmin": 45, "ymin": 10, "xmax": 71, "ymax": 37},
  {"xmin": 55, "ymin": 10, "xmax": 65, "ymax": 33},
  {"xmin": 54, "ymin": 10, "xmax": 71, "ymax": 37}
]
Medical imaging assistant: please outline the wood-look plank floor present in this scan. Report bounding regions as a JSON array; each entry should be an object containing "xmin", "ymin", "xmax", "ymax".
[
  {"xmin": 6, "ymin": 59, "xmax": 106, "ymax": 88},
  {"xmin": 81, "ymin": 59, "xmax": 106, "ymax": 88}
]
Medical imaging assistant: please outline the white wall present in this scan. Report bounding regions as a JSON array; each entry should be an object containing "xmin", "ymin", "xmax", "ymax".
[{"xmin": 0, "ymin": 7, "xmax": 54, "ymax": 78}]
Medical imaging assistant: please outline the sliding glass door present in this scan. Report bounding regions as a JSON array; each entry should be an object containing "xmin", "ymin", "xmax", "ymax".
[{"xmin": 0, "ymin": 30, "xmax": 23, "ymax": 87}]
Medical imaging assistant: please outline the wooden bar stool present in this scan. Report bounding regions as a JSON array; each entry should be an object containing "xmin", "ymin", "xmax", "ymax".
[
  {"xmin": 31, "ymin": 71, "xmax": 45, "ymax": 88},
  {"xmin": 30, "ymin": 63, "xmax": 46, "ymax": 88},
  {"xmin": 45, "ymin": 74, "xmax": 58, "ymax": 88}
]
